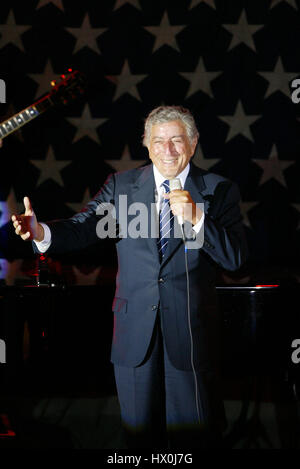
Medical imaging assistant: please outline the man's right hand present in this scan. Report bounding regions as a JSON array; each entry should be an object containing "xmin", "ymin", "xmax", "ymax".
[{"xmin": 11, "ymin": 196, "xmax": 44, "ymax": 242}]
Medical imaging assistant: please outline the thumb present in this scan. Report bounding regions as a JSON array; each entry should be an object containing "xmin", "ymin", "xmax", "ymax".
[{"xmin": 24, "ymin": 196, "xmax": 33, "ymax": 215}]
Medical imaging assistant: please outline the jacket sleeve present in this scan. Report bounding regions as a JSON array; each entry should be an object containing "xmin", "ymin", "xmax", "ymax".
[
  {"xmin": 199, "ymin": 180, "xmax": 248, "ymax": 272},
  {"xmin": 34, "ymin": 173, "xmax": 116, "ymax": 255}
]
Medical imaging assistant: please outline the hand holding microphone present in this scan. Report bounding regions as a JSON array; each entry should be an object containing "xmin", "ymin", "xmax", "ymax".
[{"xmin": 164, "ymin": 178, "xmax": 203, "ymax": 227}]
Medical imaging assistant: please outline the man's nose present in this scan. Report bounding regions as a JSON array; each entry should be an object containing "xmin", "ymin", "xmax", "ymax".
[{"xmin": 164, "ymin": 141, "xmax": 176, "ymax": 155}]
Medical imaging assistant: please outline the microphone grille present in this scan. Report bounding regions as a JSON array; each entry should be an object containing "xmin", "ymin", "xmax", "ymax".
[{"xmin": 169, "ymin": 178, "xmax": 182, "ymax": 191}]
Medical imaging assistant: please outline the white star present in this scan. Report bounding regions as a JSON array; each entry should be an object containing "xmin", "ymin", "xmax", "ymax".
[
  {"xmin": 36, "ymin": 0, "xmax": 65, "ymax": 10},
  {"xmin": 0, "ymin": 188, "xmax": 24, "ymax": 228},
  {"xmin": 218, "ymin": 101, "xmax": 260, "ymax": 143},
  {"xmin": 66, "ymin": 13, "xmax": 107, "ymax": 55},
  {"xmin": 72, "ymin": 265, "xmax": 102, "ymax": 285},
  {"xmin": 113, "ymin": 0, "xmax": 142, "ymax": 11},
  {"xmin": 66, "ymin": 104, "xmax": 107, "ymax": 144},
  {"xmin": 240, "ymin": 201, "xmax": 258, "ymax": 228},
  {"xmin": 253, "ymin": 144, "xmax": 294, "ymax": 187},
  {"xmin": 189, "ymin": 0, "xmax": 216, "ymax": 9},
  {"xmin": 180, "ymin": 57, "xmax": 222, "ymax": 99},
  {"xmin": 28, "ymin": 60, "xmax": 61, "ymax": 98},
  {"xmin": 258, "ymin": 57, "xmax": 298, "ymax": 99},
  {"xmin": 30, "ymin": 146, "xmax": 71, "ymax": 187},
  {"xmin": 105, "ymin": 145, "xmax": 147, "ymax": 172},
  {"xmin": 106, "ymin": 60, "xmax": 147, "ymax": 102},
  {"xmin": 192, "ymin": 142, "xmax": 220, "ymax": 170},
  {"xmin": 223, "ymin": 9, "xmax": 264, "ymax": 52},
  {"xmin": 144, "ymin": 11, "xmax": 185, "ymax": 53},
  {"xmin": 0, "ymin": 10, "xmax": 31, "ymax": 52},
  {"xmin": 270, "ymin": 0, "xmax": 298, "ymax": 9},
  {"xmin": 66, "ymin": 187, "xmax": 92, "ymax": 213}
]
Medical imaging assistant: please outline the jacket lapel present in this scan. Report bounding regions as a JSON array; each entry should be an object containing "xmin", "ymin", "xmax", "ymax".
[{"xmin": 130, "ymin": 164, "xmax": 160, "ymax": 263}]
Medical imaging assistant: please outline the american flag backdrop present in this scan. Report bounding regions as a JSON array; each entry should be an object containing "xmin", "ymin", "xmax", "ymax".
[{"xmin": 0, "ymin": 0, "xmax": 299, "ymax": 286}]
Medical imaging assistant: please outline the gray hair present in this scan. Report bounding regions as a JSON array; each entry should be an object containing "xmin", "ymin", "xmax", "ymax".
[{"xmin": 143, "ymin": 105, "xmax": 199, "ymax": 147}]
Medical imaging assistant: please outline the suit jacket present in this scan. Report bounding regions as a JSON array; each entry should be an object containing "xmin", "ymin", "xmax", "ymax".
[{"xmin": 35, "ymin": 162, "xmax": 248, "ymax": 371}]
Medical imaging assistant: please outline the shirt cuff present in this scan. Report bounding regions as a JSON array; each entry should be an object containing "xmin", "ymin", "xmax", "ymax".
[
  {"xmin": 192, "ymin": 212, "xmax": 205, "ymax": 234},
  {"xmin": 33, "ymin": 223, "xmax": 51, "ymax": 253}
]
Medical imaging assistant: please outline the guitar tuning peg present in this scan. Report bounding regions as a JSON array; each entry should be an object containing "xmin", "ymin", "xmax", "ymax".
[{"xmin": 51, "ymin": 80, "xmax": 56, "ymax": 87}]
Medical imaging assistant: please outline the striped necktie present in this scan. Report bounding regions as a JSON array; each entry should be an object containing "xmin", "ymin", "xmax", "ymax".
[{"xmin": 158, "ymin": 180, "xmax": 174, "ymax": 261}]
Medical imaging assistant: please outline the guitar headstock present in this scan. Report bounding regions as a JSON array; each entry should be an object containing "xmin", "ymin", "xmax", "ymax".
[{"xmin": 48, "ymin": 69, "xmax": 86, "ymax": 106}]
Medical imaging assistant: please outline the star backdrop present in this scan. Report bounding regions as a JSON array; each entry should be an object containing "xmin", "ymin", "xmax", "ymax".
[{"xmin": 0, "ymin": 0, "xmax": 299, "ymax": 286}]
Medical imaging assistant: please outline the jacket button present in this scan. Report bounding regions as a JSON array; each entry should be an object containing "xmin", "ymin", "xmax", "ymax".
[
  {"xmin": 152, "ymin": 305, "xmax": 157, "ymax": 311},
  {"xmin": 158, "ymin": 278, "xmax": 164, "ymax": 283}
]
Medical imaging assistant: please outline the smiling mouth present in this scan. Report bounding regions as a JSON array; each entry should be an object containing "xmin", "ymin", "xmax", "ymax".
[{"xmin": 161, "ymin": 158, "xmax": 178, "ymax": 164}]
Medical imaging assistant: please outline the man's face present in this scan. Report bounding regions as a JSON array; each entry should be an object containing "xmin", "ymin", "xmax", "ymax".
[{"xmin": 147, "ymin": 120, "xmax": 197, "ymax": 178}]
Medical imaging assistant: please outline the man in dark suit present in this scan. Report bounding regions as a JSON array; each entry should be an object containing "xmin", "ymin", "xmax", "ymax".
[{"xmin": 12, "ymin": 106, "xmax": 248, "ymax": 449}]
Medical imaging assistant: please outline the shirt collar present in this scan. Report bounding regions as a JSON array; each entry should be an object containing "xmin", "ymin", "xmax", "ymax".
[{"xmin": 152, "ymin": 163, "xmax": 190, "ymax": 192}]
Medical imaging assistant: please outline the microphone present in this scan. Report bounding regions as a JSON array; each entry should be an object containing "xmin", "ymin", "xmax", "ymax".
[
  {"xmin": 169, "ymin": 178, "xmax": 183, "ymax": 226},
  {"xmin": 170, "ymin": 180, "xmax": 200, "ymax": 423}
]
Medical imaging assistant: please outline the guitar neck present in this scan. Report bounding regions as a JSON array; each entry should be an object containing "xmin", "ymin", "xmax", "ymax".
[{"xmin": 0, "ymin": 94, "xmax": 53, "ymax": 139}]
